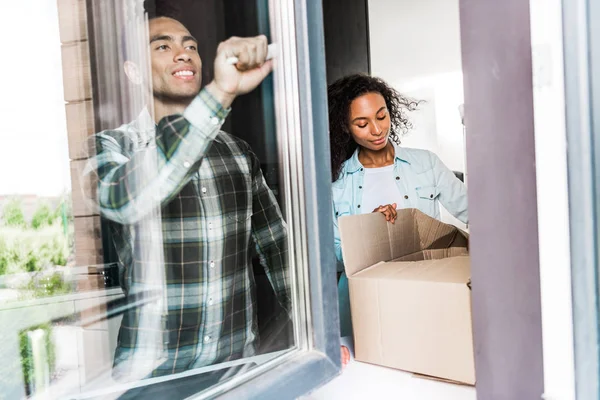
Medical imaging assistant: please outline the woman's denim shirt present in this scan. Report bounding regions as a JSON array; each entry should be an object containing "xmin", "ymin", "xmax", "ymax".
[{"xmin": 332, "ymin": 143, "xmax": 469, "ymax": 266}]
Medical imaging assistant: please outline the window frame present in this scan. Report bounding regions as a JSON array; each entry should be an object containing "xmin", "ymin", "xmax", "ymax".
[
  {"xmin": 562, "ymin": 0, "xmax": 600, "ymax": 398},
  {"xmin": 81, "ymin": 0, "xmax": 341, "ymax": 398},
  {"xmin": 203, "ymin": 0, "xmax": 343, "ymax": 397}
]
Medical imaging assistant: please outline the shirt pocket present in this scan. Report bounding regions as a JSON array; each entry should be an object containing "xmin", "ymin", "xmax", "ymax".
[
  {"xmin": 415, "ymin": 185, "xmax": 439, "ymax": 216},
  {"xmin": 334, "ymin": 202, "xmax": 352, "ymax": 219},
  {"xmin": 227, "ymin": 213, "xmax": 252, "ymax": 234}
]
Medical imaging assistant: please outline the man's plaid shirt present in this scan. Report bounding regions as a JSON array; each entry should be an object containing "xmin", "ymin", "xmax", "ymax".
[{"xmin": 86, "ymin": 89, "xmax": 290, "ymax": 379}]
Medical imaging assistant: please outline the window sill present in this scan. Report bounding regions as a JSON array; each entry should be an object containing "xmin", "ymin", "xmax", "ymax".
[{"xmin": 303, "ymin": 360, "xmax": 476, "ymax": 400}]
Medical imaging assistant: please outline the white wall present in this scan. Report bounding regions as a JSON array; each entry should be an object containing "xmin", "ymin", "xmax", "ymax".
[
  {"xmin": 368, "ymin": 0, "xmax": 466, "ymax": 228},
  {"xmin": 369, "ymin": 0, "xmax": 462, "ymax": 84}
]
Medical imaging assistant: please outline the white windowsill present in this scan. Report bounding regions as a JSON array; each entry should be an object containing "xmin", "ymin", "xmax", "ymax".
[{"xmin": 303, "ymin": 360, "xmax": 476, "ymax": 400}]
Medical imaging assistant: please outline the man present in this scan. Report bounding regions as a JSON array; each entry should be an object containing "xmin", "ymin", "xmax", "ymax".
[{"xmin": 87, "ymin": 16, "xmax": 290, "ymax": 380}]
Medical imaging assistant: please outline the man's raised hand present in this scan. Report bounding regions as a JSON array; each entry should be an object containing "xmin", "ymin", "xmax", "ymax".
[{"xmin": 206, "ymin": 35, "xmax": 273, "ymax": 108}]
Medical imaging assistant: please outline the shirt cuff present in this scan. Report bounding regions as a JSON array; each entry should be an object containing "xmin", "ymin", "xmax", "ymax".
[
  {"xmin": 183, "ymin": 88, "xmax": 231, "ymax": 129},
  {"xmin": 163, "ymin": 89, "xmax": 231, "ymax": 171}
]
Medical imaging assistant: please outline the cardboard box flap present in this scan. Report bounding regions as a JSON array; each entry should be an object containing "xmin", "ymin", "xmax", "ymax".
[
  {"xmin": 392, "ymin": 248, "xmax": 468, "ymax": 262},
  {"xmin": 355, "ymin": 256, "xmax": 470, "ymax": 284},
  {"xmin": 409, "ymin": 210, "xmax": 468, "ymax": 252},
  {"xmin": 339, "ymin": 212, "xmax": 392, "ymax": 277},
  {"xmin": 339, "ymin": 208, "xmax": 469, "ymax": 277}
]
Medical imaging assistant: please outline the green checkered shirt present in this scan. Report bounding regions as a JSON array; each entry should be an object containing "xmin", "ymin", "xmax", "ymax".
[{"xmin": 87, "ymin": 89, "xmax": 290, "ymax": 379}]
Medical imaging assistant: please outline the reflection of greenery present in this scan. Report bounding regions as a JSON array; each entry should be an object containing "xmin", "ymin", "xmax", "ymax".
[
  {"xmin": 1, "ymin": 199, "xmax": 26, "ymax": 228},
  {"xmin": 20, "ymin": 272, "xmax": 72, "ymax": 300},
  {"xmin": 31, "ymin": 204, "xmax": 58, "ymax": 230},
  {"xmin": 0, "ymin": 197, "xmax": 72, "ymax": 395},
  {"xmin": 0, "ymin": 226, "xmax": 70, "ymax": 276},
  {"xmin": 19, "ymin": 323, "xmax": 56, "ymax": 396},
  {"xmin": 0, "ymin": 195, "xmax": 73, "ymax": 278}
]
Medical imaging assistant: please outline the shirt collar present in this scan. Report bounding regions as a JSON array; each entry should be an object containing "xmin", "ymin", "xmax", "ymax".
[
  {"xmin": 345, "ymin": 140, "xmax": 411, "ymax": 174},
  {"xmin": 137, "ymin": 105, "xmax": 226, "ymax": 144},
  {"xmin": 135, "ymin": 107, "xmax": 155, "ymax": 133}
]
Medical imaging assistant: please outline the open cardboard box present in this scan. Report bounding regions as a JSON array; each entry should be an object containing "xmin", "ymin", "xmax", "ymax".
[{"xmin": 339, "ymin": 208, "xmax": 475, "ymax": 385}]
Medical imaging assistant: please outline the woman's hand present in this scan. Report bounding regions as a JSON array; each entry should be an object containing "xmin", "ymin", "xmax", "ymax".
[
  {"xmin": 341, "ymin": 345, "xmax": 351, "ymax": 368},
  {"xmin": 373, "ymin": 203, "xmax": 397, "ymax": 223}
]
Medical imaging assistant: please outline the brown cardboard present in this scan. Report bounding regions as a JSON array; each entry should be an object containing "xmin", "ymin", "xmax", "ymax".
[{"xmin": 339, "ymin": 208, "xmax": 475, "ymax": 384}]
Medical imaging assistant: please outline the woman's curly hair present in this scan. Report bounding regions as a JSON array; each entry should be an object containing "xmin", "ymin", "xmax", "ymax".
[{"xmin": 328, "ymin": 74, "xmax": 420, "ymax": 181}]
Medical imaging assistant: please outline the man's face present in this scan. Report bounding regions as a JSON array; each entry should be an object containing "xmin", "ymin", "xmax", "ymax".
[{"xmin": 148, "ymin": 17, "xmax": 202, "ymax": 104}]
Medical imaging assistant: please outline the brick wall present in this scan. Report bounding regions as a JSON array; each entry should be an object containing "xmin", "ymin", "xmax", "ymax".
[
  {"xmin": 57, "ymin": 0, "xmax": 103, "ymax": 268},
  {"xmin": 56, "ymin": 0, "xmax": 114, "ymax": 387}
]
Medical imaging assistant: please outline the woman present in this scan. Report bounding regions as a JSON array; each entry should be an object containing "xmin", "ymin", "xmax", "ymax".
[{"xmin": 329, "ymin": 74, "xmax": 468, "ymax": 339}]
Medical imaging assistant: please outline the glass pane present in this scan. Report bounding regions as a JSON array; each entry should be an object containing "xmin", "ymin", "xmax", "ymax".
[{"xmin": 0, "ymin": 0, "xmax": 305, "ymax": 398}]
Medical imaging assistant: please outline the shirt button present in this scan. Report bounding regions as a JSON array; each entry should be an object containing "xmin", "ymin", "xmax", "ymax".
[
  {"xmin": 396, "ymin": 176, "xmax": 400, "ymax": 180},
  {"xmin": 357, "ymin": 204, "xmax": 361, "ymax": 208},
  {"xmin": 204, "ymin": 335, "xmax": 211, "ymax": 343},
  {"xmin": 201, "ymin": 187, "xmax": 207, "ymax": 194},
  {"xmin": 210, "ymin": 261, "xmax": 215, "ymax": 269},
  {"xmin": 430, "ymin": 194, "xmax": 434, "ymax": 198},
  {"xmin": 210, "ymin": 116, "xmax": 220, "ymax": 125},
  {"xmin": 208, "ymin": 298, "xmax": 213, "ymax": 305},
  {"xmin": 404, "ymin": 195, "xmax": 409, "ymax": 199},
  {"xmin": 360, "ymin": 168, "xmax": 364, "ymax": 172},
  {"xmin": 358, "ymin": 186, "xmax": 363, "ymax": 189},
  {"xmin": 183, "ymin": 161, "xmax": 191, "ymax": 168}
]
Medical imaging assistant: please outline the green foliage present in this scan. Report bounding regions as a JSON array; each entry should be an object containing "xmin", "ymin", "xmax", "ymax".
[
  {"xmin": 0, "ymin": 198, "xmax": 73, "ymax": 394},
  {"xmin": 0, "ymin": 237, "xmax": 11, "ymax": 276},
  {"xmin": 58, "ymin": 194, "xmax": 73, "ymax": 222},
  {"xmin": 25, "ymin": 251, "xmax": 40, "ymax": 273},
  {"xmin": 21, "ymin": 272, "xmax": 72, "ymax": 300},
  {"xmin": 0, "ymin": 225, "xmax": 71, "ymax": 276},
  {"xmin": 30, "ymin": 204, "xmax": 58, "ymax": 230},
  {"xmin": 2, "ymin": 199, "xmax": 26, "ymax": 228},
  {"xmin": 19, "ymin": 323, "xmax": 56, "ymax": 395}
]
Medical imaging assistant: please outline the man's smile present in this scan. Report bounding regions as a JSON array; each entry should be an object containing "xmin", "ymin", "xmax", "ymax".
[{"xmin": 172, "ymin": 68, "xmax": 196, "ymax": 80}]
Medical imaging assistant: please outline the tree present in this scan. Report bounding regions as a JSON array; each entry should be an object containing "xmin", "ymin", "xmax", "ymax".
[
  {"xmin": 30, "ymin": 204, "xmax": 56, "ymax": 230},
  {"xmin": 1, "ymin": 199, "xmax": 26, "ymax": 227}
]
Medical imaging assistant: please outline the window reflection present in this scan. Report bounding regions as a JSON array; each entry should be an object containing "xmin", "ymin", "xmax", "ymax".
[{"xmin": 0, "ymin": 1, "xmax": 296, "ymax": 399}]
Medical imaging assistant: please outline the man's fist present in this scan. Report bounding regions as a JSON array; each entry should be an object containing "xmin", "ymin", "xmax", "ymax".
[{"xmin": 206, "ymin": 35, "xmax": 273, "ymax": 108}]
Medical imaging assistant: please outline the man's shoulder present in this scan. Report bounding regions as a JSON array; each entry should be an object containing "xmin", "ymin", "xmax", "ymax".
[
  {"xmin": 215, "ymin": 131, "xmax": 253, "ymax": 154},
  {"xmin": 93, "ymin": 118, "xmax": 155, "ymax": 154}
]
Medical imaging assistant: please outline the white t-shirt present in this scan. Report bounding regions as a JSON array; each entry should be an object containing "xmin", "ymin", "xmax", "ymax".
[{"xmin": 360, "ymin": 165, "xmax": 404, "ymax": 214}]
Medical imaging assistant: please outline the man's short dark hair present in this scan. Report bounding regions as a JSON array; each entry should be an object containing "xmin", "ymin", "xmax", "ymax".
[{"xmin": 120, "ymin": 1, "xmax": 182, "ymax": 63}]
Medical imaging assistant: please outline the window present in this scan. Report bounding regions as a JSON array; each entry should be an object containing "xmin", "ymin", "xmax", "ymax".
[{"xmin": 0, "ymin": 1, "xmax": 339, "ymax": 399}]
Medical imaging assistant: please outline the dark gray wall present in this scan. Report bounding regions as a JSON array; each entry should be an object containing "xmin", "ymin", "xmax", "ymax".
[
  {"xmin": 459, "ymin": 0, "xmax": 544, "ymax": 398},
  {"xmin": 322, "ymin": 0, "xmax": 370, "ymax": 84}
]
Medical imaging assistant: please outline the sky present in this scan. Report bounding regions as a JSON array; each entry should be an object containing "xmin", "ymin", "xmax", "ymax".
[{"xmin": 0, "ymin": 0, "xmax": 71, "ymax": 197}]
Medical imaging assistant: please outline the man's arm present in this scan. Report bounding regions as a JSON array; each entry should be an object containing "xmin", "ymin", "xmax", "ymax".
[
  {"xmin": 87, "ymin": 89, "xmax": 228, "ymax": 225},
  {"xmin": 86, "ymin": 35, "xmax": 274, "ymax": 225},
  {"xmin": 249, "ymin": 150, "xmax": 291, "ymax": 313}
]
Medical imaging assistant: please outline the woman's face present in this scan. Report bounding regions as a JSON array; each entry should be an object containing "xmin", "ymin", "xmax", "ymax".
[{"xmin": 347, "ymin": 92, "xmax": 391, "ymax": 151}]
